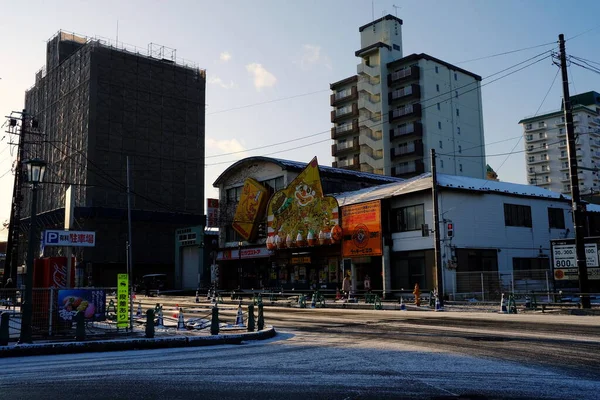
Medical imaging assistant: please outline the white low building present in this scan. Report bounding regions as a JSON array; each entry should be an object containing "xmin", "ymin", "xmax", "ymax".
[{"xmin": 336, "ymin": 173, "xmax": 576, "ymax": 299}]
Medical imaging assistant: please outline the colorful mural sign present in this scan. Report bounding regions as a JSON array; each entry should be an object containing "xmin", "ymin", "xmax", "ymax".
[
  {"xmin": 117, "ymin": 273, "xmax": 129, "ymax": 328},
  {"xmin": 232, "ymin": 178, "xmax": 269, "ymax": 241},
  {"xmin": 58, "ymin": 289, "xmax": 106, "ymax": 321},
  {"xmin": 266, "ymin": 157, "xmax": 340, "ymax": 249},
  {"xmin": 341, "ymin": 200, "xmax": 383, "ymax": 257}
]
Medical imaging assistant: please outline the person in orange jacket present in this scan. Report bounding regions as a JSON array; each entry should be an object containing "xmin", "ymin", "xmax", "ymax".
[{"xmin": 413, "ymin": 283, "xmax": 421, "ymax": 306}]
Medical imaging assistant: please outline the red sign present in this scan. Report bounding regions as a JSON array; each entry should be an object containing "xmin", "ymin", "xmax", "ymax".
[{"xmin": 217, "ymin": 247, "xmax": 273, "ymax": 261}]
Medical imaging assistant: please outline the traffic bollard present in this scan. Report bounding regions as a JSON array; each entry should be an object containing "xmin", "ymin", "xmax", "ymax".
[
  {"xmin": 210, "ymin": 306, "xmax": 219, "ymax": 335},
  {"xmin": 75, "ymin": 311, "xmax": 86, "ymax": 341},
  {"xmin": 247, "ymin": 304, "xmax": 255, "ymax": 332},
  {"xmin": 0, "ymin": 312, "xmax": 9, "ymax": 346},
  {"xmin": 145, "ymin": 309, "xmax": 155, "ymax": 338},
  {"xmin": 257, "ymin": 303, "xmax": 264, "ymax": 331}
]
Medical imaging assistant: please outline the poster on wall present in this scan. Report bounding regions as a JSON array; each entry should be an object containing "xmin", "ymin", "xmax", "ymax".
[
  {"xmin": 232, "ymin": 178, "xmax": 269, "ymax": 241},
  {"xmin": 341, "ymin": 200, "xmax": 383, "ymax": 257},
  {"xmin": 207, "ymin": 198, "xmax": 219, "ymax": 228},
  {"xmin": 266, "ymin": 157, "xmax": 340, "ymax": 249},
  {"xmin": 117, "ymin": 274, "xmax": 129, "ymax": 328}
]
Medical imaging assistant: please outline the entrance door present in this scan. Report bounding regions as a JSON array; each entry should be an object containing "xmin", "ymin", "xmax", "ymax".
[{"xmin": 181, "ymin": 246, "xmax": 200, "ymax": 290}]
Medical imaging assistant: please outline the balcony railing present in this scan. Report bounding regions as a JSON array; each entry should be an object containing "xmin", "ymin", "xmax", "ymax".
[
  {"xmin": 390, "ymin": 142, "xmax": 424, "ymax": 159},
  {"xmin": 390, "ymin": 122, "xmax": 423, "ymax": 140},
  {"xmin": 389, "ymin": 103, "xmax": 422, "ymax": 122},
  {"xmin": 331, "ymin": 103, "xmax": 358, "ymax": 122},
  {"xmin": 331, "ymin": 119, "xmax": 359, "ymax": 139},
  {"xmin": 331, "ymin": 137, "xmax": 359, "ymax": 157},
  {"xmin": 388, "ymin": 84, "xmax": 420, "ymax": 103},
  {"xmin": 391, "ymin": 160, "xmax": 425, "ymax": 177},
  {"xmin": 387, "ymin": 65, "xmax": 420, "ymax": 86},
  {"xmin": 330, "ymin": 86, "xmax": 358, "ymax": 106},
  {"xmin": 332, "ymin": 155, "xmax": 360, "ymax": 170}
]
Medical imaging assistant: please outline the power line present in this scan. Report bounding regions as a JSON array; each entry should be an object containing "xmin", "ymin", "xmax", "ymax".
[
  {"xmin": 567, "ymin": 25, "xmax": 600, "ymax": 41},
  {"xmin": 456, "ymin": 41, "xmax": 556, "ymax": 64}
]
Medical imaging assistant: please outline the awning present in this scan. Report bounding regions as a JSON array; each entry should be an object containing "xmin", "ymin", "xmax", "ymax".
[{"xmin": 217, "ymin": 247, "xmax": 273, "ymax": 261}]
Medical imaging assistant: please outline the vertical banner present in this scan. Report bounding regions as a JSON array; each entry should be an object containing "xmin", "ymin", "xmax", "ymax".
[
  {"xmin": 341, "ymin": 200, "xmax": 383, "ymax": 257},
  {"xmin": 117, "ymin": 273, "xmax": 129, "ymax": 328},
  {"xmin": 207, "ymin": 198, "xmax": 219, "ymax": 228}
]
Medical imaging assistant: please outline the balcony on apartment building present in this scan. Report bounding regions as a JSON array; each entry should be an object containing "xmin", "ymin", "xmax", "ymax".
[
  {"xmin": 390, "ymin": 121, "xmax": 423, "ymax": 141},
  {"xmin": 389, "ymin": 103, "xmax": 422, "ymax": 123},
  {"xmin": 331, "ymin": 119, "xmax": 359, "ymax": 139},
  {"xmin": 526, "ymin": 144, "xmax": 550, "ymax": 154},
  {"xmin": 524, "ymin": 122, "xmax": 548, "ymax": 132},
  {"xmin": 387, "ymin": 65, "xmax": 420, "ymax": 86},
  {"xmin": 390, "ymin": 142, "xmax": 424, "ymax": 159},
  {"xmin": 391, "ymin": 160, "xmax": 425, "ymax": 178},
  {"xmin": 330, "ymin": 86, "xmax": 358, "ymax": 106},
  {"xmin": 332, "ymin": 154, "xmax": 360, "ymax": 171},
  {"xmin": 331, "ymin": 103, "xmax": 359, "ymax": 123},
  {"xmin": 331, "ymin": 137, "xmax": 360, "ymax": 157},
  {"xmin": 525, "ymin": 133, "xmax": 548, "ymax": 143},
  {"xmin": 388, "ymin": 84, "xmax": 421, "ymax": 104}
]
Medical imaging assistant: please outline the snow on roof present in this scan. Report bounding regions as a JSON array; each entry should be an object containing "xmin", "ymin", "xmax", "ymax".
[
  {"xmin": 587, "ymin": 204, "xmax": 600, "ymax": 213},
  {"xmin": 335, "ymin": 173, "xmax": 569, "ymax": 206}
]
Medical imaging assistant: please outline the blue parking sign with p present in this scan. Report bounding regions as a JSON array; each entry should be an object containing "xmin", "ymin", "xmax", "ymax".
[{"xmin": 46, "ymin": 231, "xmax": 59, "ymax": 244}]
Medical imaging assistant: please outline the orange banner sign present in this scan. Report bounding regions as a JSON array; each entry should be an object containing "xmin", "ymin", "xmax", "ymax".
[{"xmin": 341, "ymin": 200, "xmax": 382, "ymax": 257}]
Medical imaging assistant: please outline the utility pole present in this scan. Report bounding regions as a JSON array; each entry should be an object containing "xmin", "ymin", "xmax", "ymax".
[
  {"xmin": 126, "ymin": 156, "xmax": 134, "ymax": 330},
  {"xmin": 430, "ymin": 149, "xmax": 444, "ymax": 306},
  {"xmin": 558, "ymin": 33, "xmax": 591, "ymax": 308},
  {"xmin": 3, "ymin": 110, "xmax": 31, "ymax": 285}
]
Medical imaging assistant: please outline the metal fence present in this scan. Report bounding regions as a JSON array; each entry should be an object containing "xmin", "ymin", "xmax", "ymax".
[{"xmin": 451, "ymin": 269, "xmax": 553, "ymax": 302}]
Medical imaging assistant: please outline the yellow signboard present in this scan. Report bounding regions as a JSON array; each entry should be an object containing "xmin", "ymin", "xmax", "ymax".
[
  {"xmin": 117, "ymin": 273, "xmax": 129, "ymax": 328},
  {"xmin": 232, "ymin": 178, "xmax": 269, "ymax": 241},
  {"xmin": 267, "ymin": 157, "xmax": 340, "ymax": 248},
  {"xmin": 291, "ymin": 256, "xmax": 311, "ymax": 265},
  {"xmin": 341, "ymin": 200, "xmax": 383, "ymax": 257}
]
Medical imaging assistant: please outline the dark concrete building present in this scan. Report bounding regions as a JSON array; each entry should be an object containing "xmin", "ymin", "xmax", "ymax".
[{"xmin": 21, "ymin": 31, "xmax": 206, "ymax": 287}]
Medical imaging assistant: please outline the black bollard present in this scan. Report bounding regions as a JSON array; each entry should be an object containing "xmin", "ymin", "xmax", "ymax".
[
  {"xmin": 247, "ymin": 304, "xmax": 255, "ymax": 332},
  {"xmin": 75, "ymin": 311, "xmax": 85, "ymax": 341},
  {"xmin": 257, "ymin": 303, "xmax": 264, "ymax": 331},
  {"xmin": 210, "ymin": 306, "xmax": 219, "ymax": 335},
  {"xmin": 0, "ymin": 312, "xmax": 9, "ymax": 346},
  {"xmin": 145, "ymin": 309, "xmax": 155, "ymax": 338}
]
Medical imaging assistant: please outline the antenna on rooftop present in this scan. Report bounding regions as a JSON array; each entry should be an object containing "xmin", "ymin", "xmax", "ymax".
[{"xmin": 392, "ymin": 5, "xmax": 401, "ymax": 17}]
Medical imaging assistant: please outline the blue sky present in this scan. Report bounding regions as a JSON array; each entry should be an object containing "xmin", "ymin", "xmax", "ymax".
[{"xmin": 1, "ymin": 0, "xmax": 600, "ymax": 240}]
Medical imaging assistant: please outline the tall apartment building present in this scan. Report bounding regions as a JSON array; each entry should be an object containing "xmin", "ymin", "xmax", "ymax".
[
  {"xmin": 519, "ymin": 91, "xmax": 600, "ymax": 195},
  {"xmin": 330, "ymin": 15, "xmax": 486, "ymax": 179},
  {"xmin": 21, "ymin": 31, "xmax": 206, "ymax": 286}
]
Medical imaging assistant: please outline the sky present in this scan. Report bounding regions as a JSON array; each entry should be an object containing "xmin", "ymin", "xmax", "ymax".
[{"xmin": 1, "ymin": 0, "xmax": 600, "ymax": 241}]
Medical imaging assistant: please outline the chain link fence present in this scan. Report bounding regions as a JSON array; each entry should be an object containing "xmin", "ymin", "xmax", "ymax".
[{"xmin": 450, "ymin": 269, "xmax": 554, "ymax": 302}]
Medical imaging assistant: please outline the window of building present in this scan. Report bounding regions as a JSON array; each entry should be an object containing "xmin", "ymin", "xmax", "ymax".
[
  {"xmin": 539, "ymin": 132, "xmax": 544, "ymax": 139},
  {"xmin": 561, "ymin": 150, "xmax": 567, "ymax": 157},
  {"xmin": 438, "ymin": 121, "xmax": 442, "ymax": 130},
  {"xmin": 559, "ymin": 128, "xmax": 564, "ymax": 134},
  {"xmin": 504, "ymin": 203, "xmax": 532, "ymax": 227},
  {"xmin": 457, "ymin": 126, "xmax": 461, "ymax": 135},
  {"xmin": 436, "ymin": 84, "xmax": 440, "ymax": 92},
  {"xmin": 459, "ymin": 164, "xmax": 463, "ymax": 172},
  {"xmin": 455, "ymin": 90, "xmax": 458, "ymax": 98},
  {"xmin": 261, "ymin": 176, "xmax": 285, "ymax": 192},
  {"xmin": 538, "ymin": 121, "xmax": 545, "ymax": 128},
  {"xmin": 437, "ymin": 103, "xmax": 440, "ymax": 111},
  {"xmin": 440, "ymin": 159, "xmax": 444, "ymax": 168},
  {"xmin": 545, "ymin": 176, "xmax": 550, "ymax": 182},
  {"xmin": 454, "ymin": 72, "xmax": 458, "ymax": 81},
  {"xmin": 541, "ymin": 153, "xmax": 548, "ymax": 160},
  {"xmin": 526, "ymin": 123, "xmax": 532, "ymax": 130},
  {"xmin": 393, "ymin": 44, "xmax": 400, "ymax": 51},
  {"xmin": 435, "ymin": 66, "xmax": 439, "ymax": 73},
  {"xmin": 456, "ymin": 109, "xmax": 460, "ymax": 117},
  {"xmin": 226, "ymin": 186, "xmax": 242, "ymax": 202},
  {"xmin": 529, "ymin": 167, "xmax": 534, "ymax": 173},
  {"xmin": 563, "ymin": 184, "xmax": 570, "ymax": 192},
  {"xmin": 439, "ymin": 140, "xmax": 443, "ymax": 148},
  {"xmin": 393, "ymin": 204, "xmax": 425, "ymax": 232},
  {"xmin": 548, "ymin": 207, "xmax": 565, "ymax": 229},
  {"xmin": 562, "ymin": 161, "xmax": 569, "ymax": 168},
  {"xmin": 541, "ymin": 165, "xmax": 548, "ymax": 171},
  {"xmin": 513, "ymin": 258, "xmax": 550, "ymax": 279},
  {"xmin": 458, "ymin": 145, "xmax": 462, "ymax": 153},
  {"xmin": 528, "ymin": 156, "xmax": 535, "ymax": 162},
  {"xmin": 526, "ymin": 134, "xmax": 533, "ymax": 140}
]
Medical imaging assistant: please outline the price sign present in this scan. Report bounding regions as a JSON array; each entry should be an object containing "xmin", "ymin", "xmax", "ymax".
[
  {"xmin": 553, "ymin": 243, "xmax": 599, "ymax": 269},
  {"xmin": 117, "ymin": 274, "xmax": 129, "ymax": 328}
]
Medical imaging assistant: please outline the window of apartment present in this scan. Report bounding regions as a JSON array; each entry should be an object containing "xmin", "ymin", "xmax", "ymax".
[
  {"xmin": 437, "ymin": 103, "xmax": 440, "ymax": 111},
  {"xmin": 541, "ymin": 165, "xmax": 548, "ymax": 171},
  {"xmin": 561, "ymin": 150, "xmax": 567, "ymax": 157},
  {"xmin": 562, "ymin": 161, "xmax": 569, "ymax": 168},
  {"xmin": 563, "ymin": 184, "xmax": 570, "ymax": 192},
  {"xmin": 541, "ymin": 153, "xmax": 548, "ymax": 160},
  {"xmin": 438, "ymin": 121, "xmax": 442, "ymax": 130},
  {"xmin": 564, "ymin": 173, "xmax": 569, "ymax": 180},
  {"xmin": 393, "ymin": 44, "xmax": 400, "ymax": 51},
  {"xmin": 548, "ymin": 207, "xmax": 565, "ymax": 229},
  {"xmin": 440, "ymin": 160, "xmax": 444, "ymax": 168},
  {"xmin": 526, "ymin": 123, "xmax": 532, "ymax": 130},
  {"xmin": 454, "ymin": 72, "xmax": 458, "ymax": 81},
  {"xmin": 545, "ymin": 176, "xmax": 550, "ymax": 183},
  {"xmin": 435, "ymin": 66, "xmax": 439, "ymax": 73},
  {"xmin": 458, "ymin": 145, "xmax": 462, "ymax": 154},
  {"xmin": 528, "ymin": 156, "xmax": 535, "ymax": 162},
  {"xmin": 559, "ymin": 128, "xmax": 564, "ymax": 134},
  {"xmin": 436, "ymin": 84, "xmax": 440, "ymax": 92},
  {"xmin": 526, "ymin": 134, "xmax": 533, "ymax": 140},
  {"xmin": 504, "ymin": 203, "xmax": 532, "ymax": 227},
  {"xmin": 261, "ymin": 176, "xmax": 285, "ymax": 192},
  {"xmin": 393, "ymin": 204, "xmax": 425, "ymax": 232},
  {"xmin": 459, "ymin": 164, "xmax": 463, "ymax": 172},
  {"xmin": 527, "ymin": 145, "xmax": 534, "ymax": 151},
  {"xmin": 560, "ymin": 139, "xmax": 567, "ymax": 146},
  {"xmin": 439, "ymin": 140, "xmax": 443, "ymax": 148},
  {"xmin": 529, "ymin": 167, "xmax": 534, "ymax": 173},
  {"xmin": 561, "ymin": 116, "xmax": 565, "ymax": 122},
  {"xmin": 538, "ymin": 121, "xmax": 545, "ymax": 128},
  {"xmin": 456, "ymin": 109, "xmax": 460, "ymax": 117},
  {"xmin": 455, "ymin": 90, "xmax": 458, "ymax": 98},
  {"xmin": 539, "ymin": 132, "xmax": 544, "ymax": 139},
  {"xmin": 226, "ymin": 186, "xmax": 242, "ymax": 202},
  {"xmin": 513, "ymin": 258, "xmax": 550, "ymax": 279},
  {"xmin": 457, "ymin": 126, "xmax": 461, "ymax": 135}
]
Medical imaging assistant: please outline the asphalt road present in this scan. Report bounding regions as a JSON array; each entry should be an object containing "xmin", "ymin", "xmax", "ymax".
[{"xmin": 0, "ymin": 307, "xmax": 598, "ymax": 400}]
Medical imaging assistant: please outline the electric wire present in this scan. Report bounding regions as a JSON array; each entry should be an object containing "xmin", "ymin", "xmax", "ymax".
[{"xmin": 456, "ymin": 41, "xmax": 557, "ymax": 64}]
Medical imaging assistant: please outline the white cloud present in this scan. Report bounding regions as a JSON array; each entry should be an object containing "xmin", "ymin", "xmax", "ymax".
[
  {"xmin": 246, "ymin": 63, "xmax": 277, "ymax": 91},
  {"xmin": 208, "ymin": 76, "xmax": 235, "ymax": 89},
  {"xmin": 206, "ymin": 138, "xmax": 246, "ymax": 156},
  {"xmin": 219, "ymin": 51, "xmax": 232, "ymax": 62},
  {"xmin": 299, "ymin": 44, "xmax": 332, "ymax": 70}
]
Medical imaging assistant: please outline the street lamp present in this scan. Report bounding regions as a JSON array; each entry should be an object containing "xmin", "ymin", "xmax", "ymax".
[
  {"xmin": 238, "ymin": 241, "xmax": 243, "ymax": 291},
  {"xmin": 19, "ymin": 158, "xmax": 47, "ymax": 344}
]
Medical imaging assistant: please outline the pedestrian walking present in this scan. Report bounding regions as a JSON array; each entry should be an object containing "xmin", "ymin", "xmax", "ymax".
[
  {"xmin": 342, "ymin": 275, "xmax": 351, "ymax": 300},
  {"xmin": 364, "ymin": 274, "xmax": 371, "ymax": 293},
  {"xmin": 4, "ymin": 278, "xmax": 15, "ymax": 309}
]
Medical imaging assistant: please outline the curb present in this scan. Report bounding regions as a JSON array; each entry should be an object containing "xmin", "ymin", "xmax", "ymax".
[{"xmin": 0, "ymin": 327, "xmax": 276, "ymax": 358}]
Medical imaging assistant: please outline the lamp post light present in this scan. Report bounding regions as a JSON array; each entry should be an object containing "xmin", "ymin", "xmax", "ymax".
[
  {"xmin": 18, "ymin": 158, "xmax": 47, "ymax": 344},
  {"xmin": 238, "ymin": 241, "xmax": 243, "ymax": 291}
]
